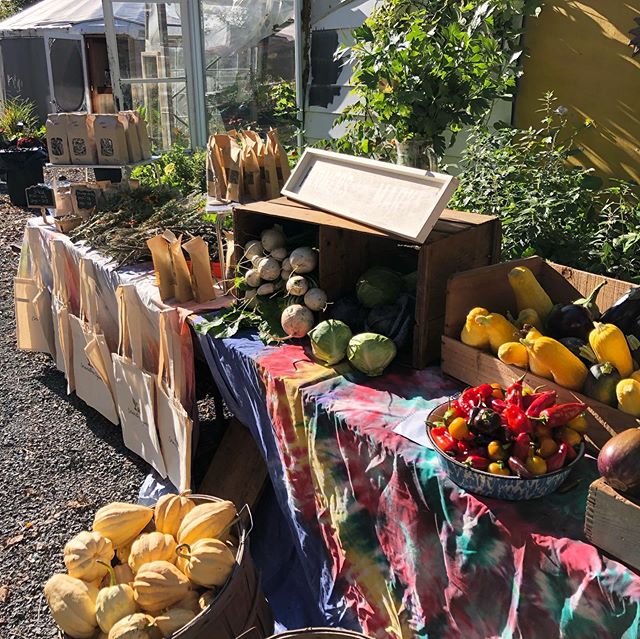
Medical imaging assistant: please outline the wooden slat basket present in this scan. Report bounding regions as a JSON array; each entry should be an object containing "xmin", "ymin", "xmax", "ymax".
[
  {"xmin": 239, "ymin": 628, "xmax": 372, "ymax": 639},
  {"xmin": 441, "ymin": 256, "xmax": 639, "ymax": 450}
]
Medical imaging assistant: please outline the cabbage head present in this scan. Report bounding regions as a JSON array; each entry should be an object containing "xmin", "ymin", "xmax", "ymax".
[
  {"xmin": 356, "ymin": 267, "xmax": 404, "ymax": 308},
  {"xmin": 309, "ymin": 320, "xmax": 353, "ymax": 365},
  {"xmin": 347, "ymin": 332, "xmax": 397, "ymax": 376}
]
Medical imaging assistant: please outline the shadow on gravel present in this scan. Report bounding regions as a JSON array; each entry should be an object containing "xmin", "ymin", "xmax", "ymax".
[{"xmin": 34, "ymin": 366, "xmax": 150, "ymax": 476}]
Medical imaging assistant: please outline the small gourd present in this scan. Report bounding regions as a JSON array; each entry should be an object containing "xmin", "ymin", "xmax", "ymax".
[
  {"xmin": 176, "ymin": 538, "xmax": 236, "ymax": 587},
  {"xmin": 108, "ymin": 613, "xmax": 159, "ymax": 639},
  {"xmin": 524, "ymin": 325, "xmax": 544, "ymax": 341},
  {"xmin": 497, "ymin": 342, "xmax": 528, "ymax": 368},
  {"xmin": 93, "ymin": 502, "xmax": 154, "ymax": 548},
  {"xmin": 129, "ymin": 532, "xmax": 177, "ymax": 574},
  {"xmin": 589, "ymin": 323, "xmax": 634, "ymax": 378},
  {"xmin": 474, "ymin": 313, "xmax": 519, "ymax": 355},
  {"xmin": 154, "ymin": 491, "xmax": 195, "ymax": 538},
  {"xmin": 44, "ymin": 573, "xmax": 99, "ymax": 639},
  {"xmin": 616, "ymin": 379, "xmax": 640, "ymax": 416},
  {"xmin": 198, "ymin": 590, "xmax": 215, "ymax": 610},
  {"xmin": 96, "ymin": 561, "xmax": 137, "ymax": 633},
  {"xmin": 177, "ymin": 501, "xmax": 236, "ymax": 546},
  {"xmin": 64, "ymin": 531, "xmax": 114, "ymax": 583},
  {"xmin": 460, "ymin": 307, "xmax": 490, "ymax": 348},
  {"xmin": 508, "ymin": 266, "xmax": 554, "ymax": 320},
  {"xmin": 154, "ymin": 607, "xmax": 196, "ymax": 637},
  {"xmin": 520, "ymin": 337, "xmax": 588, "ymax": 390},
  {"xmin": 132, "ymin": 560, "xmax": 190, "ymax": 613},
  {"xmin": 174, "ymin": 589, "xmax": 200, "ymax": 614}
]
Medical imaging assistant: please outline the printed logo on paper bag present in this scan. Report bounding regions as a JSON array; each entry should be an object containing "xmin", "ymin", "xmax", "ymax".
[
  {"xmin": 100, "ymin": 138, "xmax": 114, "ymax": 157},
  {"xmin": 245, "ymin": 172, "xmax": 254, "ymax": 185},
  {"xmin": 51, "ymin": 137, "xmax": 64, "ymax": 157},
  {"xmin": 228, "ymin": 169, "xmax": 240, "ymax": 184},
  {"xmin": 72, "ymin": 138, "xmax": 87, "ymax": 156}
]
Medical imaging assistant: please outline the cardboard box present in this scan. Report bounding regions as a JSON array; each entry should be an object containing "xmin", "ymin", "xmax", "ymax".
[{"xmin": 234, "ymin": 197, "xmax": 500, "ymax": 368}]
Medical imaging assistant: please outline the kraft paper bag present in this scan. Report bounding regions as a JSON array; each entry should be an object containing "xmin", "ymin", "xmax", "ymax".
[
  {"xmin": 268, "ymin": 128, "xmax": 291, "ymax": 187},
  {"xmin": 50, "ymin": 240, "xmax": 72, "ymax": 381},
  {"xmin": 147, "ymin": 234, "xmax": 176, "ymax": 302},
  {"xmin": 70, "ymin": 258, "xmax": 118, "ymax": 424},
  {"xmin": 166, "ymin": 231, "xmax": 194, "ymax": 303},
  {"xmin": 67, "ymin": 113, "xmax": 98, "ymax": 165},
  {"xmin": 14, "ymin": 276, "xmax": 54, "ymax": 354},
  {"xmin": 241, "ymin": 134, "xmax": 262, "ymax": 201},
  {"xmin": 183, "ymin": 236, "xmax": 216, "ymax": 303},
  {"xmin": 156, "ymin": 311, "xmax": 192, "ymax": 491},
  {"xmin": 119, "ymin": 112, "xmax": 143, "ymax": 163},
  {"xmin": 94, "ymin": 114, "xmax": 129, "ymax": 165},
  {"xmin": 226, "ymin": 135, "xmax": 243, "ymax": 202},
  {"xmin": 46, "ymin": 113, "xmax": 71, "ymax": 165},
  {"xmin": 112, "ymin": 285, "xmax": 166, "ymax": 477},
  {"xmin": 263, "ymin": 143, "xmax": 281, "ymax": 200},
  {"xmin": 207, "ymin": 135, "xmax": 228, "ymax": 200}
]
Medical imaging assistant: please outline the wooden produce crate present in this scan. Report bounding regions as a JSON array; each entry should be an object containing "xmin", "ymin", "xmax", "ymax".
[
  {"xmin": 441, "ymin": 256, "xmax": 638, "ymax": 449},
  {"xmin": 585, "ymin": 478, "xmax": 640, "ymax": 571},
  {"xmin": 234, "ymin": 197, "xmax": 500, "ymax": 368}
]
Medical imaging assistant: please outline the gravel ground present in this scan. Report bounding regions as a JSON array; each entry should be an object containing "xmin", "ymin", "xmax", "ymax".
[{"xmin": 0, "ymin": 193, "xmax": 222, "ymax": 638}]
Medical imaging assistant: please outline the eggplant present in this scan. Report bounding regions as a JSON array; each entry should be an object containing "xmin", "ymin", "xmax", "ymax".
[
  {"xmin": 598, "ymin": 428, "xmax": 640, "ymax": 497},
  {"xmin": 600, "ymin": 287, "xmax": 640, "ymax": 341},
  {"xmin": 583, "ymin": 362, "xmax": 621, "ymax": 406},
  {"xmin": 468, "ymin": 407, "xmax": 501, "ymax": 435},
  {"xmin": 559, "ymin": 337, "xmax": 596, "ymax": 366},
  {"xmin": 546, "ymin": 281, "xmax": 606, "ymax": 340}
]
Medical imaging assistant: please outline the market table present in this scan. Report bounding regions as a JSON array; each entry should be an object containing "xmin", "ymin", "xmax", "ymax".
[{"xmin": 193, "ymin": 322, "xmax": 640, "ymax": 639}]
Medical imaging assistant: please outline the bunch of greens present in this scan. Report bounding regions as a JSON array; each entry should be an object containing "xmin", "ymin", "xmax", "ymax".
[
  {"xmin": 131, "ymin": 146, "xmax": 206, "ymax": 196},
  {"xmin": 334, "ymin": 0, "xmax": 542, "ymax": 160},
  {"xmin": 70, "ymin": 186, "xmax": 215, "ymax": 266}
]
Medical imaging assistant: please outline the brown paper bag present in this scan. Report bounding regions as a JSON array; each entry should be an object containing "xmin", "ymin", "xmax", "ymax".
[
  {"xmin": 207, "ymin": 135, "xmax": 228, "ymax": 200},
  {"xmin": 166, "ymin": 231, "xmax": 194, "ymax": 303},
  {"xmin": 147, "ymin": 234, "xmax": 176, "ymax": 301},
  {"xmin": 241, "ymin": 134, "xmax": 262, "ymax": 201},
  {"xmin": 183, "ymin": 236, "xmax": 216, "ymax": 303},
  {"xmin": 67, "ymin": 113, "xmax": 98, "ymax": 165},
  {"xmin": 51, "ymin": 240, "xmax": 73, "ymax": 388},
  {"xmin": 268, "ymin": 128, "xmax": 291, "ymax": 187},
  {"xmin": 46, "ymin": 113, "xmax": 71, "ymax": 164},
  {"xmin": 14, "ymin": 276, "xmax": 54, "ymax": 354},
  {"xmin": 94, "ymin": 114, "xmax": 129, "ymax": 165},
  {"xmin": 226, "ymin": 134, "xmax": 243, "ymax": 202},
  {"xmin": 263, "ymin": 142, "xmax": 281, "ymax": 200},
  {"xmin": 119, "ymin": 111, "xmax": 143, "ymax": 163},
  {"xmin": 112, "ymin": 285, "xmax": 167, "ymax": 476},
  {"xmin": 70, "ymin": 182, "xmax": 101, "ymax": 219}
]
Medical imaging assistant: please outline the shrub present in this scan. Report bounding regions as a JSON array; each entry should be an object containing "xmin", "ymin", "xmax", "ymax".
[{"xmin": 131, "ymin": 146, "xmax": 206, "ymax": 195}]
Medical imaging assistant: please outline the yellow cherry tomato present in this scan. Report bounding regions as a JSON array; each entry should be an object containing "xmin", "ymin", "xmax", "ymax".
[
  {"xmin": 488, "ymin": 462, "xmax": 511, "ymax": 476},
  {"xmin": 535, "ymin": 424, "xmax": 552, "ymax": 439},
  {"xmin": 448, "ymin": 417, "xmax": 470, "ymax": 441},
  {"xmin": 537, "ymin": 437, "xmax": 559, "ymax": 459},
  {"xmin": 567, "ymin": 413, "xmax": 588, "ymax": 433},
  {"xmin": 526, "ymin": 453, "xmax": 548, "ymax": 476},
  {"xmin": 559, "ymin": 427, "xmax": 582, "ymax": 447},
  {"xmin": 487, "ymin": 440, "xmax": 507, "ymax": 461},
  {"xmin": 491, "ymin": 383, "xmax": 504, "ymax": 399},
  {"xmin": 522, "ymin": 386, "xmax": 535, "ymax": 396}
]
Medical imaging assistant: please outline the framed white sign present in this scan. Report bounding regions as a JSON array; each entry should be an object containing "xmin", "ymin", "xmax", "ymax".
[{"xmin": 281, "ymin": 148, "xmax": 458, "ymax": 243}]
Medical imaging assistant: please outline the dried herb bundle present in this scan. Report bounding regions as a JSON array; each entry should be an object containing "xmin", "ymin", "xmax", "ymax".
[{"xmin": 70, "ymin": 186, "xmax": 216, "ymax": 266}]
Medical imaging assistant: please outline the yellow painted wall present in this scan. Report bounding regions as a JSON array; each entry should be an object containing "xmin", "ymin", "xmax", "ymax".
[{"xmin": 515, "ymin": 1, "xmax": 640, "ymax": 182}]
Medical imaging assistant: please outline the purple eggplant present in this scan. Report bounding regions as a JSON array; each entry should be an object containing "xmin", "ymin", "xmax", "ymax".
[
  {"xmin": 546, "ymin": 281, "xmax": 606, "ymax": 340},
  {"xmin": 601, "ymin": 287, "xmax": 640, "ymax": 342}
]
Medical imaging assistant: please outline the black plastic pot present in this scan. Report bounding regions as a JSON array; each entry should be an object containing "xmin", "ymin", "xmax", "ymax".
[{"xmin": 0, "ymin": 147, "xmax": 47, "ymax": 207}]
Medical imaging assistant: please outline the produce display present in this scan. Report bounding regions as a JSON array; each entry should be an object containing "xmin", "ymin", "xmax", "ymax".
[
  {"xmin": 44, "ymin": 493, "xmax": 238, "ymax": 638},
  {"xmin": 461, "ymin": 266, "xmax": 640, "ymax": 415},
  {"xmin": 428, "ymin": 380, "xmax": 587, "ymax": 477}
]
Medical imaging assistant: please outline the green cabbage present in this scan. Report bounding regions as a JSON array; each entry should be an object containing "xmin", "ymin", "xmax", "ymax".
[
  {"xmin": 356, "ymin": 267, "xmax": 405, "ymax": 308},
  {"xmin": 309, "ymin": 320, "xmax": 353, "ymax": 366},
  {"xmin": 347, "ymin": 332, "xmax": 397, "ymax": 376}
]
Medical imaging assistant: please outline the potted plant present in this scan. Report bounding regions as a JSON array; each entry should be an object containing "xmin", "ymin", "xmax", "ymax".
[{"xmin": 336, "ymin": 0, "xmax": 542, "ymax": 169}]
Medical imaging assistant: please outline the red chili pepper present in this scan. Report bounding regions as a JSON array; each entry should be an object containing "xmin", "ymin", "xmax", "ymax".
[
  {"xmin": 539, "ymin": 403, "xmax": 587, "ymax": 428},
  {"xmin": 503, "ymin": 404, "xmax": 532, "ymax": 434},
  {"xmin": 525, "ymin": 391, "xmax": 557, "ymax": 418},
  {"xmin": 546, "ymin": 442, "xmax": 568, "ymax": 471},
  {"xmin": 459, "ymin": 385, "xmax": 492, "ymax": 413},
  {"xmin": 475, "ymin": 384, "xmax": 494, "ymax": 401},
  {"xmin": 512, "ymin": 432, "xmax": 531, "ymax": 460},
  {"xmin": 565, "ymin": 442, "xmax": 578, "ymax": 461},
  {"xmin": 491, "ymin": 398, "xmax": 507, "ymax": 413},
  {"xmin": 431, "ymin": 427, "xmax": 456, "ymax": 453},
  {"xmin": 508, "ymin": 456, "xmax": 534, "ymax": 478},
  {"xmin": 463, "ymin": 455, "xmax": 490, "ymax": 470},
  {"xmin": 505, "ymin": 375, "xmax": 526, "ymax": 409}
]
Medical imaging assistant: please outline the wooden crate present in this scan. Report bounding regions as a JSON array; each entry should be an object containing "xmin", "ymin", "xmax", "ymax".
[
  {"xmin": 234, "ymin": 197, "xmax": 500, "ymax": 368},
  {"xmin": 585, "ymin": 478, "xmax": 640, "ymax": 571},
  {"xmin": 441, "ymin": 256, "xmax": 638, "ymax": 449}
]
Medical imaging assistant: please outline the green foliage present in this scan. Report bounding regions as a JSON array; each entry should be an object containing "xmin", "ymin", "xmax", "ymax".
[
  {"xmin": 0, "ymin": 0, "xmax": 35, "ymax": 20},
  {"xmin": 0, "ymin": 97, "xmax": 40, "ymax": 139},
  {"xmin": 335, "ymin": 0, "xmax": 542, "ymax": 159},
  {"xmin": 131, "ymin": 145, "xmax": 206, "ymax": 196},
  {"xmin": 450, "ymin": 93, "xmax": 640, "ymax": 283}
]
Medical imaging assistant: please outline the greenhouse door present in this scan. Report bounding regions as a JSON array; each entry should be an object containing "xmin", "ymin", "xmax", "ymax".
[
  {"xmin": 102, "ymin": 0, "xmax": 206, "ymax": 150},
  {"xmin": 45, "ymin": 33, "xmax": 90, "ymax": 113}
]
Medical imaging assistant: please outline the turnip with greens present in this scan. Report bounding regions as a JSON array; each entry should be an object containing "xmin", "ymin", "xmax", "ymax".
[
  {"xmin": 244, "ymin": 240, "xmax": 263, "ymax": 262},
  {"xmin": 281, "ymin": 304, "xmax": 315, "ymax": 338},
  {"xmin": 261, "ymin": 227, "xmax": 286, "ymax": 252},
  {"xmin": 251, "ymin": 255, "xmax": 264, "ymax": 268},
  {"xmin": 271, "ymin": 247, "xmax": 288, "ymax": 261},
  {"xmin": 289, "ymin": 247, "xmax": 318, "ymax": 274},
  {"xmin": 244, "ymin": 269, "xmax": 261, "ymax": 288},
  {"xmin": 256, "ymin": 257, "xmax": 281, "ymax": 281},
  {"xmin": 304, "ymin": 288, "xmax": 328, "ymax": 311},
  {"xmin": 257, "ymin": 283, "xmax": 276, "ymax": 296},
  {"xmin": 286, "ymin": 275, "xmax": 309, "ymax": 297}
]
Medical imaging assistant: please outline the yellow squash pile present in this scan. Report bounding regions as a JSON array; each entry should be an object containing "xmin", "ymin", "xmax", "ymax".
[
  {"xmin": 44, "ymin": 492, "xmax": 238, "ymax": 639},
  {"xmin": 461, "ymin": 266, "xmax": 640, "ymax": 416}
]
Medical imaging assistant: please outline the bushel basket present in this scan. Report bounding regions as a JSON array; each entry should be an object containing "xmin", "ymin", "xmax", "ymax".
[{"xmin": 239, "ymin": 629, "xmax": 372, "ymax": 638}]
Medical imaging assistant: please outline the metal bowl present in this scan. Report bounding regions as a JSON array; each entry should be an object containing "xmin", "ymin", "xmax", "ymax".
[{"xmin": 427, "ymin": 402, "xmax": 585, "ymax": 500}]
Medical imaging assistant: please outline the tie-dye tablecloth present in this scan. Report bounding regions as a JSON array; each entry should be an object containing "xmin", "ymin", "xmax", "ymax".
[{"xmin": 194, "ymin": 325, "xmax": 640, "ymax": 638}]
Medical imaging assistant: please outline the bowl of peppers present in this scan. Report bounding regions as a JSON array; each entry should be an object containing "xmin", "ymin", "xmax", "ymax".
[{"xmin": 426, "ymin": 379, "xmax": 585, "ymax": 500}]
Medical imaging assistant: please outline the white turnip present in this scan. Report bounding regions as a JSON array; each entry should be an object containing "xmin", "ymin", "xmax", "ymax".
[
  {"xmin": 244, "ymin": 240, "xmax": 263, "ymax": 261},
  {"xmin": 261, "ymin": 227, "xmax": 286, "ymax": 252},
  {"xmin": 289, "ymin": 247, "xmax": 318, "ymax": 274},
  {"xmin": 270, "ymin": 247, "xmax": 288, "ymax": 261},
  {"xmin": 286, "ymin": 275, "xmax": 309, "ymax": 296},
  {"xmin": 256, "ymin": 257, "xmax": 281, "ymax": 281},
  {"xmin": 304, "ymin": 288, "xmax": 328, "ymax": 311},
  {"xmin": 257, "ymin": 282, "xmax": 276, "ymax": 296},
  {"xmin": 281, "ymin": 304, "xmax": 315, "ymax": 338},
  {"xmin": 244, "ymin": 269, "xmax": 261, "ymax": 288}
]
